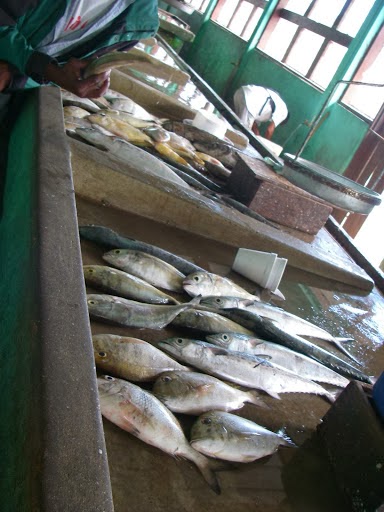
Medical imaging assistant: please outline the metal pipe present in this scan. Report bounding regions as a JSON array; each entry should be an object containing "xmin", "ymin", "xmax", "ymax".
[{"xmin": 294, "ymin": 80, "xmax": 384, "ymax": 161}]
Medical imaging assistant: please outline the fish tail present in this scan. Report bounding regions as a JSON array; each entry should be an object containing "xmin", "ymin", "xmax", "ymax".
[
  {"xmin": 324, "ymin": 388, "xmax": 342, "ymax": 404},
  {"xmin": 189, "ymin": 450, "xmax": 224, "ymax": 495},
  {"xmin": 247, "ymin": 390, "xmax": 269, "ymax": 409}
]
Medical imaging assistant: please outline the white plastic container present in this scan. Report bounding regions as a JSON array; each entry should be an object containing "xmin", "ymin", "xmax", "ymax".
[
  {"xmin": 232, "ymin": 248, "xmax": 287, "ymax": 292},
  {"xmin": 192, "ymin": 110, "xmax": 227, "ymax": 139}
]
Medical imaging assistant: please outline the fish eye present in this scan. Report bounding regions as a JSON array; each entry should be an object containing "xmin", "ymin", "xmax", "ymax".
[
  {"xmin": 202, "ymin": 418, "xmax": 211, "ymax": 425},
  {"xmin": 106, "ymin": 376, "xmax": 113, "ymax": 381},
  {"xmin": 114, "ymin": 249, "xmax": 121, "ymax": 254},
  {"xmin": 88, "ymin": 268, "xmax": 94, "ymax": 273},
  {"xmin": 215, "ymin": 298, "xmax": 222, "ymax": 304},
  {"xmin": 162, "ymin": 375, "xmax": 172, "ymax": 382},
  {"xmin": 98, "ymin": 351, "xmax": 107, "ymax": 358},
  {"xmin": 176, "ymin": 338, "xmax": 184, "ymax": 344},
  {"xmin": 193, "ymin": 275, "xmax": 200, "ymax": 282},
  {"xmin": 88, "ymin": 300, "xmax": 95, "ymax": 305},
  {"xmin": 222, "ymin": 334, "xmax": 229, "ymax": 341}
]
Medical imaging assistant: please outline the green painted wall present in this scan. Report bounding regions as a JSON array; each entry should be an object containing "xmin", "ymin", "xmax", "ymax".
[
  {"xmin": 184, "ymin": 20, "xmax": 374, "ymax": 174},
  {"xmin": 0, "ymin": 93, "xmax": 42, "ymax": 512}
]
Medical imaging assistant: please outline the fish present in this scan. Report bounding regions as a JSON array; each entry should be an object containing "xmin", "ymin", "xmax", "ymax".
[
  {"xmin": 87, "ymin": 114, "xmax": 154, "ymax": 147},
  {"xmin": 103, "ymin": 249, "xmax": 186, "ymax": 292},
  {"xmin": 83, "ymin": 50, "xmax": 154, "ymax": 78},
  {"xmin": 75, "ymin": 128, "xmax": 190, "ymax": 188},
  {"xmin": 153, "ymin": 142, "xmax": 196, "ymax": 170},
  {"xmin": 98, "ymin": 109, "xmax": 159, "ymax": 128},
  {"xmin": 158, "ymin": 338, "xmax": 337, "ymax": 401},
  {"xmin": 98, "ymin": 375, "xmax": 222, "ymax": 494},
  {"xmin": 162, "ymin": 120, "xmax": 232, "ymax": 147},
  {"xmin": 78, "ymin": 225, "xmax": 205, "ymax": 275},
  {"xmin": 218, "ymin": 308, "xmax": 373, "ymax": 384},
  {"xmin": 64, "ymin": 116, "xmax": 92, "ymax": 133},
  {"xmin": 183, "ymin": 271, "xmax": 259, "ymax": 301},
  {"xmin": 206, "ymin": 333, "xmax": 350, "ymax": 387},
  {"xmin": 83, "ymin": 265, "xmax": 179, "ymax": 304},
  {"xmin": 152, "ymin": 370, "xmax": 266, "ymax": 414},
  {"xmin": 171, "ymin": 309, "xmax": 254, "ymax": 335},
  {"xmin": 63, "ymin": 105, "xmax": 91, "ymax": 118},
  {"xmin": 168, "ymin": 132, "xmax": 196, "ymax": 153},
  {"xmin": 93, "ymin": 334, "xmax": 189, "ymax": 381},
  {"xmin": 61, "ymin": 90, "xmax": 100, "ymax": 112},
  {"xmin": 190, "ymin": 411, "xmax": 294, "ymax": 463},
  {"xmin": 193, "ymin": 141, "xmax": 239, "ymax": 169},
  {"xmin": 196, "ymin": 154, "xmax": 231, "ymax": 180},
  {"xmin": 200, "ymin": 296, "xmax": 349, "ymax": 344},
  {"xmin": 87, "ymin": 294, "xmax": 200, "ymax": 329},
  {"xmin": 108, "ymin": 98, "xmax": 158, "ymax": 121},
  {"xmin": 143, "ymin": 126, "xmax": 171, "ymax": 143}
]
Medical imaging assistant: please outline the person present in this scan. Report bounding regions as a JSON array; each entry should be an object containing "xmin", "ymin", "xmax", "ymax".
[
  {"xmin": 233, "ymin": 85, "xmax": 288, "ymax": 140},
  {"xmin": 0, "ymin": 0, "xmax": 159, "ymax": 98}
]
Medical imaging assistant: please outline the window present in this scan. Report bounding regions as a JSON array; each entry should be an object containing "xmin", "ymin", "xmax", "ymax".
[
  {"xmin": 211, "ymin": 0, "xmax": 267, "ymax": 41},
  {"xmin": 258, "ymin": 0, "xmax": 376, "ymax": 89},
  {"xmin": 342, "ymin": 26, "xmax": 384, "ymax": 120},
  {"xmin": 183, "ymin": 0, "xmax": 210, "ymax": 12}
]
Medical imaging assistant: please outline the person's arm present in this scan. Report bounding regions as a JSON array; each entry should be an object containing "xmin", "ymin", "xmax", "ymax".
[
  {"xmin": 251, "ymin": 120, "xmax": 260, "ymax": 136},
  {"xmin": 264, "ymin": 120, "xmax": 275, "ymax": 140}
]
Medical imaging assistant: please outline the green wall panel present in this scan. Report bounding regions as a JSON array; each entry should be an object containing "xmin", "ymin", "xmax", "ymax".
[
  {"xmin": 186, "ymin": 22, "xmax": 247, "ymax": 96},
  {"xmin": 184, "ymin": 21, "xmax": 373, "ymax": 174}
]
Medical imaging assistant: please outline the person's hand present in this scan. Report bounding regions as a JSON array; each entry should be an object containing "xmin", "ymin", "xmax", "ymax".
[
  {"xmin": 44, "ymin": 57, "xmax": 110, "ymax": 98},
  {"xmin": 0, "ymin": 60, "xmax": 13, "ymax": 92}
]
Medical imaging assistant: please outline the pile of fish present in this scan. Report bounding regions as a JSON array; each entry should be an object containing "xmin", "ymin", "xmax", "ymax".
[
  {"xmin": 62, "ymin": 88, "xmax": 233, "ymax": 191},
  {"xmin": 80, "ymin": 224, "xmax": 373, "ymax": 494}
]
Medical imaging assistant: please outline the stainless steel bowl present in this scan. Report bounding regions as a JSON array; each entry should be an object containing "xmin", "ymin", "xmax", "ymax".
[{"xmin": 282, "ymin": 153, "xmax": 382, "ymax": 214}]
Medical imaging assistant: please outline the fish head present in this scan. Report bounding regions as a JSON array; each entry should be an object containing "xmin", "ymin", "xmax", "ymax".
[
  {"xmin": 206, "ymin": 332, "xmax": 237, "ymax": 349},
  {"xmin": 87, "ymin": 294, "xmax": 115, "ymax": 315},
  {"xmin": 200, "ymin": 296, "xmax": 239, "ymax": 309},
  {"xmin": 190, "ymin": 412, "xmax": 229, "ymax": 455},
  {"xmin": 152, "ymin": 371, "xmax": 189, "ymax": 399},
  {"xmin": 83, "ymin": 265, "xmax": 104, "ymax": 284},
  {"xmin": 158, "ymin": 337, "xmax": 203, "ymax": 359},
  {"xmin": 183, "ymin": 271, "xmax": 214, "ymax": 297},
  {"xmin": 97, "ymin": 374, "xmax": 124, "ymax": 396},
  {"xmin": 102, "ymin": 248, "xmax": 130, "ymax": 267},
  {"xmin": 93, "ymin": 336, "xmax": 114, "ymax": 368}
]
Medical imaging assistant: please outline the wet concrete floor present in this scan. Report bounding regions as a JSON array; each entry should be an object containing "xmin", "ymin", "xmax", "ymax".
[{"xmin": 77, "ymin": 197, "xmax": 384, "ymax": 512}]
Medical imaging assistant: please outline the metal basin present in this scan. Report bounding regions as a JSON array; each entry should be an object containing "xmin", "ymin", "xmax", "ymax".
[{"xmin": 282, "ymin": 153, "xmax": 382, "ymax": 214}]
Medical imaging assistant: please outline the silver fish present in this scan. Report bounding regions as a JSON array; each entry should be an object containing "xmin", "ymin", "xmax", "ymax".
[
  {"xmin": 183, "ymin": 272, "xmax": 259, "ymax": 301},
  {"xmin": 84, "ymin": 265, "xmax": 179, "ymax": 304},
  {"xmin": 75, "ymin": 127, "xmax": 190, "ymax": 188},
  {"xmin": 61, "ymin": 90, "xmax": 100, "ymax": 112},
  {"xmin": 87, "ymin": 294, "xmax": 200, "ymax": 329},
  {"xmin": 63, "ymin": 105, "xmax": 91, "ymax": 118},
  {"xmin": 206, "ymin": 333, "xmax": 349, "ymax": 387},
  {"xmin": 98, "ymin": 375, "xmax": 221, "ymax": 493},
  {"xmin": 158, "ymin": 338, "xmax": 337, "ymax": 402},
  {"xmin": 109, "ymin": 98, "xmax": 158, "ymax": 121},
  {"xmin": 93, "ymin": 334, "xmax": 189, "ymax": 381},
  {"xmin": 171, "ymin": 309, "xmax": 254, "ymax": 335},
  {"xmin": 152, "ymin": 370, "xmax": 266, "ymax": 414},
  {"xmin": 193, "ymin": 141, "xmax": 239, "ymax": 168},
  {"xmin": 103, "ymin": 249, "xmax": 186, "ymax": 292},
  {"xmin": 200, "ymin": 296, "xmax": 351, "ymax": 344},
  {"xmin": 190, "ymin": 411, "xmax": 294, "ymax": 462}
]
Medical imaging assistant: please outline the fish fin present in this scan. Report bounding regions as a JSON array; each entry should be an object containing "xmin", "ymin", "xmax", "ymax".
[
  {"xmin": 211, "ymin": 347, "xmax": 231, "ymax": 356},
  {"xmin": 121, "ymin": 416, "xmax": 141, "ymax": 437},
  {"xmin": 335, "ymin": 337, "xmax": 354, "ymax": 343},
  {"xmin": 195, "ymin": 383, "xmax": 215, "ymax": 394},
  {"xmin": 265, "ymin": 389, "xmax": 281, "ymax": 400},
  {"xmin": 254, "ymin": 354, "xmax": 272, "ymax": 361},
  {"xmin": 243, "ymin": 299, "xmax": 256, "ymax": 307},
  {"xmin": 247, "ymin": 390, "xmax": 269, "ymax": 409},
  {"xmin": 276, "ymin": 428, "xmax": 296, "ymax": 447},
  {"xmin": 331, "ymin": 340, "xmax": 362, "ymax": 366},
  {"xmin": 189, "ymin": 295, "xmax": 202, "ymax": 307},
  {"xmin": 324, "ymin": 389, "xmax": 342, "ymax": 404}
]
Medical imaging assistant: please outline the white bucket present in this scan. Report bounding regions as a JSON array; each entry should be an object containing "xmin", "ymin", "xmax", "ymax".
[
  {"xmin": 232, "ymin": 248, "xmax": 287, "ymax": 292},
  {"xmin": 192, "ymin": 110, "xmax": 227, "ymax": 139}
]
